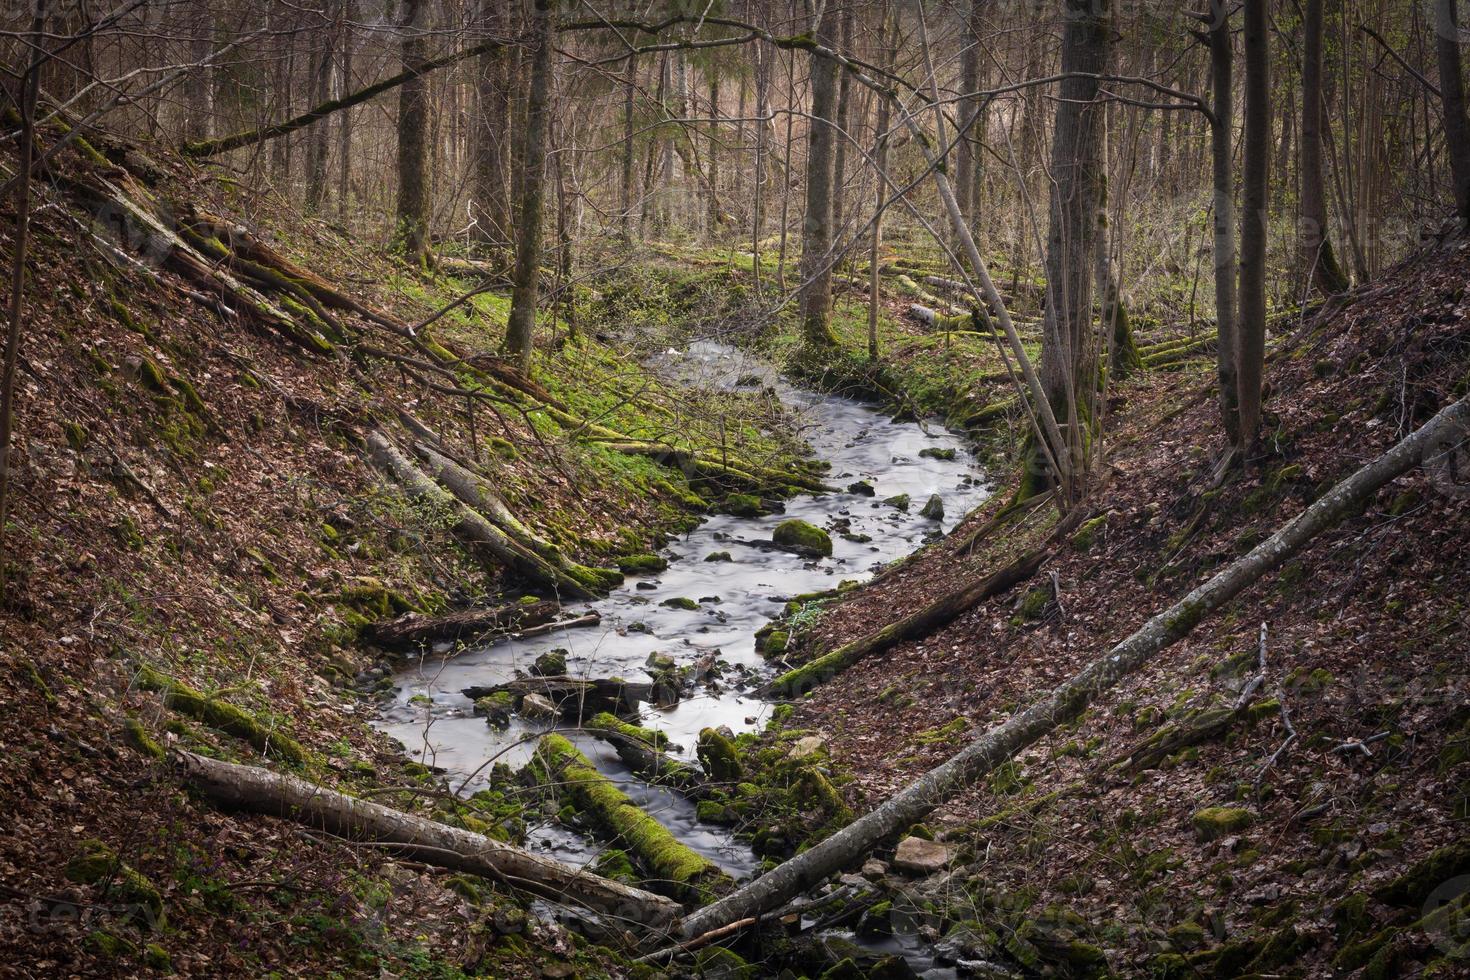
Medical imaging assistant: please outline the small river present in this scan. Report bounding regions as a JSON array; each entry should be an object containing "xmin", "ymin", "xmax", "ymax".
[{"xmin": 376, "ymin": 340, "xmax": 990, "ymax": 971}]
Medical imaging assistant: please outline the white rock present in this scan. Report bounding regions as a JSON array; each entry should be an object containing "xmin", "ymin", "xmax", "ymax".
[
  {"xmin": 519, "ymin": 693, "xmax": 559, "ymax": 720},
  {"xmin": 893, "ymin": 836, "xmax": 954, "ymax": 875}
]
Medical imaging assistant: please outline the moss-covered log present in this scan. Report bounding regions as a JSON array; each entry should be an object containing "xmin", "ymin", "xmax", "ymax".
[
  {"xmin": 531, "ymin": 734, "xmax": 731, "ymax": 900},
  {"xmin": 366, "ymin": 432, "xmax": 595, "ymax": 599},
  {"xmin": 583, "ymin": 712, "xmax": 712, "ymax": 798},
  {"xmin": 136, "ymin": 665, "xmax": 306, "ymax": 765},
  {"xmin": 365, "ymin": 599, "xmax": 562, "ymax": 649},
  {"xmin": 465, "ymin": 675, "xmax": 648, "ymax": 720},
  {"xmin": 174, "ymin": 750, "xmax": 680, "ymax": 926}
]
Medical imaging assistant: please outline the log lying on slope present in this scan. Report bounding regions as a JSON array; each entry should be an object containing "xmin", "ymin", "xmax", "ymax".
[
  {"xmin": 172, "ymin": 750, "xmax": 680, "ymax": 928},
  {"xmin": 365, "ymin": 599, "xmax": 561, "ymax": 649},
  {"xmin": 365, "ymin": 432, "xmax": 595, "ymax": 600},
  {"xmin": 413, "ymin": 442, "xmax": 622, "ymax": 593},
  {"xmin": 531, "ymin": 735, "xmax": 731, "ymax": 901},
  {"xmin": 678, "ymin": 393, "xmax": 1470, "ymax": 939}
]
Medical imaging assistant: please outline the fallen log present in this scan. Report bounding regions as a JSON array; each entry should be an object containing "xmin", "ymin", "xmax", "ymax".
[
  {"xmin": 366, "ymin": 432, "xmax": 595, "ymax": 600},
  {"xmin": 464, "ymin": 675, "xmax": 650, "ymax": 720},
  {"xmin": 364, "ymin": 599, "xmax": 561, "ymax": 649},
  {"xmin": 530, "ymin": 735, "xmax": 731, "ymax": 901},
  {"xmin": 764, "ymin": 531, "xmax": 1066, "ymax": 698},
  {"xmin": 678, "ymin": 393, "xmax": 1470, "ymax": 939},
  {"xmin": 413, "ymin": 443, "xmax": 622, "ymax": 593},
  {"xmin": 583, "ymin": 712, "xmax": 712, "ymax": 799},
  {"xmin": 171, "ymin": 750, "xmax": 679, "ymax": 927}
]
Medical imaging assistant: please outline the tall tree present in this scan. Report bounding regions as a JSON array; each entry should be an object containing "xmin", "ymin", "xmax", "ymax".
[
  {"xmin": 473, "ymin": 0, "xmax": 513, "ymax": 248},
  {"xmin": 1038, "ymin": 0, "xmax": 1112, "ymax": 476},
  {"xmin": 954, "ymin": 0, "xmax": 987, "ymax": 239},
  {"xmin": 336, "ymin": 6, "xmax": 355, "ymax": 226},
  {"xmin": 620, "ymin": 52, "xmax": 638, "ymax": 242},
  {"xmin": 393, "ymin": 0, "xmax": 432, "ymax": 266},
  {"xmin": 1205, "ymin": 0, "xmax": 1240, "ymax": 447},
  {"xmin": 707, "ymin": 65, "xmax": 722, "ymax": 237},
  {"xmin": 1435, "ymin": 0, "xmax": 1470, "ymax": 224},
  {"xmin": 829, "ymin": 7, "xmax": 855, "ymax": 246},
  {"xmin": 797, "ymin": 3, "xmax": 841, "ymax": 347},
  {"xmin": 1237, "ymin": 0, "xmax": 1271, "ymax": 454},
  {"xmin": 1300, "ymin": 0, "xmax": 1349, "ymax": 293},
  {"xmin": 503, "ymin": 0, "xmax": 554, "ymax": 371},
  {"xmin": 304, "ymin": 6, "xmax": 336, "ymax": 214}
]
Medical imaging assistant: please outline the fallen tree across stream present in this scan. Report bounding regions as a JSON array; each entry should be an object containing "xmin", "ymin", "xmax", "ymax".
[
  {"xmin": 676, "ymin": 392, "xmax": 1470, "ymax": 939},
  {"xmin": 171, "ymin": 750, "xmax": 682, "ymax": 928}
]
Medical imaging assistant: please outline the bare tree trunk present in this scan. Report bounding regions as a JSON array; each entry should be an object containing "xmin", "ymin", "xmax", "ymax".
[
  {"xmin": 1238, "ymin": 0, "xmax": 1271, "ymax": 454},
  {"xmin": 798, "ymin": 4, "xmax": 840, "ymax": 347},
  {"xmin": 181, "ymin": 1, "xmax": 214, "ymax": 142},
  {"xmin": 173, "ymin": 750, "xmax": 680, "ymax": 926},
  {"xmin": 304, "ymin": 7, "xmax": 336, "ymax": 215},
  {"xmin": 1208, "ymin": 0, "xmax": 1241, "ymax": 448},
  {"xmin": 829, "ymin": 7, "xmax": 855, "ymax": 252},
  {"xmin": 955, "ymin": 0, "xmax": 986, "ymax": 241},
  {"xmin": 867, "ymin": 9, "xmax": 897, "ymax": 362},
  {"xmin": 677, "ymin": 391, "xmax": 1470, "ymax": 940},
  {"xmin": 1301, "ymin": 0, "xmax": 1349, "ymax": 293},
  {"xmin": 336, "ymin": 8, "xmax": 354, "ymax": 227},
  {"xmin": 503, "ymin": 0, "xmax": 553, "ymax": 371},
  {"xmin": 707, "ymin": 67, "xmax": 721, "ymax": 237},
  {"xmin": 393, "ymin": 0, "xmax": 431, "ymax": 266},
  {"xmin": 621, "ymin": 52, "xmax": 638, "ymax": 242},
  {"xmin": 1435, "ymin": 0, "xmax": 1470, "ymax": 224},
  {"xmin": 472, "ymin": 0, "xmax": 513, "ymax": 249},
  {"xmin": 752, "ymin": 36, "xmax": 770, "ymax": 293},
  {"xmin": 1038, "ymin": 0, "xmax": 1111, "ymax": 482},
  {"xmin": 0, "ymin": 5, "xmax": 44, "ymax": 603}
]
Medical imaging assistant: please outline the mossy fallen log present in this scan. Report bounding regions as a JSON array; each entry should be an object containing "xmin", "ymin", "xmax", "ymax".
[
  {"xmin": 464, "ymin": 675, "xmax": 648, "ymax": 720},
  {"xmin": 365, "ymin": 599, "xmax": 561, "ymax": 649},
  {"xmin": 1141, "ymin": 335, "xmax": 1216, "ymax": 368},
  {"xmin": 765, "ymin": 540, "xmax": 1057, "ymax": 698},
  {"xmin": 136, "ymin": 665, "xmax": 306, "ymax": 765},
  {"xmin": 413, "ymin": 443, "xmax": 622, "ymax": 592},
  {"xmin": 366, "ymin": 432, "xmax": 596, "ymax": 600},
  {"xmin": 583, "ymin": 712, "xmax": 712, "ymax": 798},
  {"xmin": 173, "ymin": 750, "xmax": 679, "ymax": 926},
  {"xmin": 531, "ymin": 735, "xmax": 731, "ymax": 900}
]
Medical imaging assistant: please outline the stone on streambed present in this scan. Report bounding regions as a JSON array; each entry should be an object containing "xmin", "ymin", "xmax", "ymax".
[
  {"xmin": 847, "ymin": 479, "xmax": 876, "ymax": 496},
  {"xmin": 883, "ymin": 493, "xmax": 910, "ymax": 512},
  {"xmin": 473, "ymin": 691, "xmax": 515, "ymax": 729},
  {"xmin": 919, "ymin": 494, "xmax": 945, "ymax": 521},
  {"xmin": 893, "ymin": 836, "xmax": 955, "ymax": 874},
  {"xmin": 704, "ymin": 551, "xmax": 732, "ymax": 562},
  {"xmin": 772, "ymin": 519, "xmax": 833, "ymax": 557},
  {"xmin": 519, "ymin": 693, "xmax": 559, "ymax": 720},
  {"xmin": 661, "ymin": 596, "xmax": 699, "ymax": 610},
  {"xmin": 531, "ymin": 648, "xmax": 567, "ymax": 677},
  {"xmin": 919, "ymin": 446, "xmax": 957, "ymax": 461}
]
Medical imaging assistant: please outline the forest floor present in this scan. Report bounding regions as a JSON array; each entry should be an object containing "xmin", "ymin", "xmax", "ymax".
[{"xmin": 1, "ymin": 128, "xmax": 1466, "ymax": 980}]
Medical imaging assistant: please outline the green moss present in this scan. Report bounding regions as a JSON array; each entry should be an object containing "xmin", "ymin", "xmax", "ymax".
[
  {"xmin": 86, "ymin": 930, "xmax": 138, "ymax": 959},
  {"xmin": 1374, "ymin": 839, "xmax": 1470, "ymax": 907},
  {"xmin": 533, "ymin": 735, "xmax": 721, "ymax": 898},
  {"xmin": 771, "ymin": 519, "xmax": 833, "ymax": 557},
  {"xmin": 697, "ymin": 727, "xmax": 744, "ymax": 783},
  {"xmin": 1191, "ymin": 806, "xmax": 1253, "ymax": 840},
  {"xmin": 586, "ymin": 711, "xmax": 668, "ymax": 750},
  {"xmin": 918, "ymin": 447, "xmax": 957, "ymax": 461},
  {"xmin": 704, "ymin": 551, "xmax": 733, "ymax": 562},
  {"xmin": 694, "ymin": 945, "xmax": 755, "ymax": 978},
  {"xmin": 762, "ymin": 629, "xmax": 790, "ymax": 655},
  {"xmin": 66, "ymin": 839, "xmax": 165, "ymax": 927},
  {"xmin": 122, "ymin": 717, "xmax": 165, "ymax": 761},
  {"xmin": 661, "ymin": 596, "xmax": 700, "ymax": 611},
  {"xmin": 1019, "ymin": 587, "xmax": 1051, "ymax": 621},
  {"xmin": 143, "ymin": 943, "xmax": 172, "ymax": 971},
  {"xmin": 882, "ymin": 493, "xmax": 911, "ymax": 512},
  {"xmin": 1166, "ymin": 921, "xmax": 1205, "ymax": 950},
  {"xmin": 136, "ymin": 665, "xmax": 307, "ymax": 766},
  {"xmin": 723, "ymin": 493, "xmax": 764, "ymax": 517},
  {"xmin": 616, "ymin": 553, "xmax": 668, "ymax": 574},
  {"xmin": 1071, "ymin": 515, "xmax": 1107, "ymax": 552}
]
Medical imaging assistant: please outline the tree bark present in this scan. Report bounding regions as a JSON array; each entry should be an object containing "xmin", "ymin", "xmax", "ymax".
[
  {"xmin": 1300, "ymin": 0, "xmax": 1350, "ymax": 294},
  {"xmin": 1038, "ymin": 0, "xmax": 1112, "ymax": 480},
  {"xmin": 678, "ymin": 391, "xmax": 1470, "ymax": 939},
  {"xmin": 707, "ymin": 68, "xmax": 721, "ymax": 237},
  {"xmin": 621, "ymin": 52, "xmax": 638, "ymax": 241},
  {"xmin": 365, "ymin": 599, "xmax": 561, "ymax": 649},
  {"xmin": 1435, "ymin": 0, "xmax": 1470, "ymax": 224},
  {"xmin": 503, "ymin": 0, "xmax": 554, "ymax": 370},
  {"xmin": 1237, "ymin": 0, "xmax": 1271, "ymax": 454},
  {"xmin": 336, "ymin": 10, "xmax": 354, "ymax": 227},
  {"xmin": 393, "ymin": 0, "xmax": 431, "ymax": 266},
  {"xmin": 797, "ymin": 4, "xmax": 841, "ymax": 346},
  {"xmin": 472, "ymin": 0, "xmax": 513, "ymax": 249},
  {"xmin": 1208, "ymin": 0, "xmax": 1240, "ymax": 447},
  {"xmin": 304, "ymin": 8, "xmax": 336, "ymax": 215},
  {"xmin": 955, "ymin": 0, "xmax": 987, "ymax": 240},
  {"xmin": 173, "ymin": 750, "xmax": 679, "ymax": 926},
  {"xmin": 829, "ymin": 7, "xmax": 855, "ymax": 250}
]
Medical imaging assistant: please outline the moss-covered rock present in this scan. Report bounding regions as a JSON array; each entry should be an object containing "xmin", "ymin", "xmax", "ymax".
[
  {"xmin": 723, "ymin": 493, "xmax": 765, "ymax": 517},
  {"xmin": 531, "ymin": 648, "xmax": 567, "ymax": 676},
  {"xmin": 66, "ymin": 839, "xmax": 165, "ymax": 928},
  {"xmin": 1374, "ymin": 839, "xmax": 1470, "ymax": 907},
  {"xmin": 616, "ymin": 553, "xmax": 668, "ymax": 575},
  {"xmin": 697, "ymin": 727, "xmax": 744, "ymax": 783},
  {"xmin": 919, "ymin": 446, "xmax": 957, "ymax": 461},
  {"xmin": 918, "ymin": 494, "xmax": 945, "ymax": 520},
  {"xmin": 661, "ymin": 596, "xmax": 700, "ymax": 610},
  {"xmin": 1191, "ymin": 806, "xmax": 1253, "ymax": 840},
  {"xmin": 772, "ymin": 519, "xmax": 832, "ymax": 557},
  {"xmin": 704, "ymin": 551, "xmax": 733, "ymax": 562},
  {"xmin": 882, "ymin": 493, "xmax": 911, "ymax": 512},
  {"xmin": 474, "ymin": 691, "xmax": 515, "ymax": 729}
]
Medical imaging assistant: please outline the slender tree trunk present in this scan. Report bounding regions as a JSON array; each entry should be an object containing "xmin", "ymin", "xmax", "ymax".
[
  {"xmin": 304, "ymin": 9, "xmax": 336, "ymax": 215},
  {"xmin": 752, "ymin": 37, "xmax": 770, "ymax": 294},
  {"xmin": 1435, "ymin": 0, "xmax": 1470, "ymax": 224},
  {"xmin": 1237, "ymin": 0, "xmax": 1271, "ymax": 454},
  {"xmin": 0, "ymin": 5, "xmax": 44, "ymax": 603},
  {"xmin": 621, "ymin": 52, "xmax": 637, "ymax": 242},
  {"xmin": 181, "ymin": 1, "xmax": 214, "ymax": 142},
  {"xmin": 393, "ymin": 0, "xmax": 431, "ymax": 266},
  {"xmin": 503, "ymin": 0, "xmax": 553, "ymax": 371},
  {"xmin": 1209, "ymin": 0, "xmax": 1240, "ymax": 447},
  {"xmin": 472, "ymin": 0, "xmax": 512, "ymax": 249},
  {"xmin": 829, "ymin": 7, "xmax": 855, "ymax": 252},
  {"xmin": 776, "ymin": 50, "xmax": 795, "ymax": 291},
  {"xmin": 336, "ymin": 8, "xmax": 354, "ymax": 227},
  {"xmin": 1038, "ymin": 0, "xmax": 1112, "ymax": 481},
  {"xmin": 956, "ymin": 0, "xmax": 987, "ymax": 241},
  {"xmin": 707, "ymin": 68, "xmax": 721, "ymax": 237},
  {"xmin": 1301, "ymin": 0, "xmax": 1349, "ymax": 293},
  {"xmin": 867, "ymin": 8, "xmax": 897, "ymax": 362},
  {"xmin": 798, "ymin": 4, "xmax": 841, "ymax": 347}
]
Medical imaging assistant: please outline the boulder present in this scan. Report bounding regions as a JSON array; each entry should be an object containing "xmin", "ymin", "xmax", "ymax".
[
  {"xmin": 519, "ymin": 692, "xmax": 559, "ymax": 720},
  {"xmin": 531, "ymin": 648, "xmax": 567, "ymax": 677},
  {"xmin": 893, "ymin": 836, "xmax": 954, "ymax": 874},
  {"xmin": 789, "ymin": 734, "xmax": 827, "ymax": 759},
  {"xmin": 919, "ymin": 494, "xmax": 945, "ymax": 520},
  {"xmin": 847, "ymin": 480, "xmax": 877, "ymax": 497},
  {"xmin": 772, "ymin": 519, "xmax": 833, "ymax": 557},
  {"xmin": 882, "ymin": 494, "xmax": 911, "ymax": 512}
]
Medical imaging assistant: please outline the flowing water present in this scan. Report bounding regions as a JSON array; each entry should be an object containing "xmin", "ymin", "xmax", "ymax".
[{"xmin": 375, "ymin": 341, "xmax": 991, "ymax": 971}]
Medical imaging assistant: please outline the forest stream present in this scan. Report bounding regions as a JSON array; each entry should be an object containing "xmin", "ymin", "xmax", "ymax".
[{"xmin": 376, "ymin": 341, "xmax": 991, "ymax": 974}]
